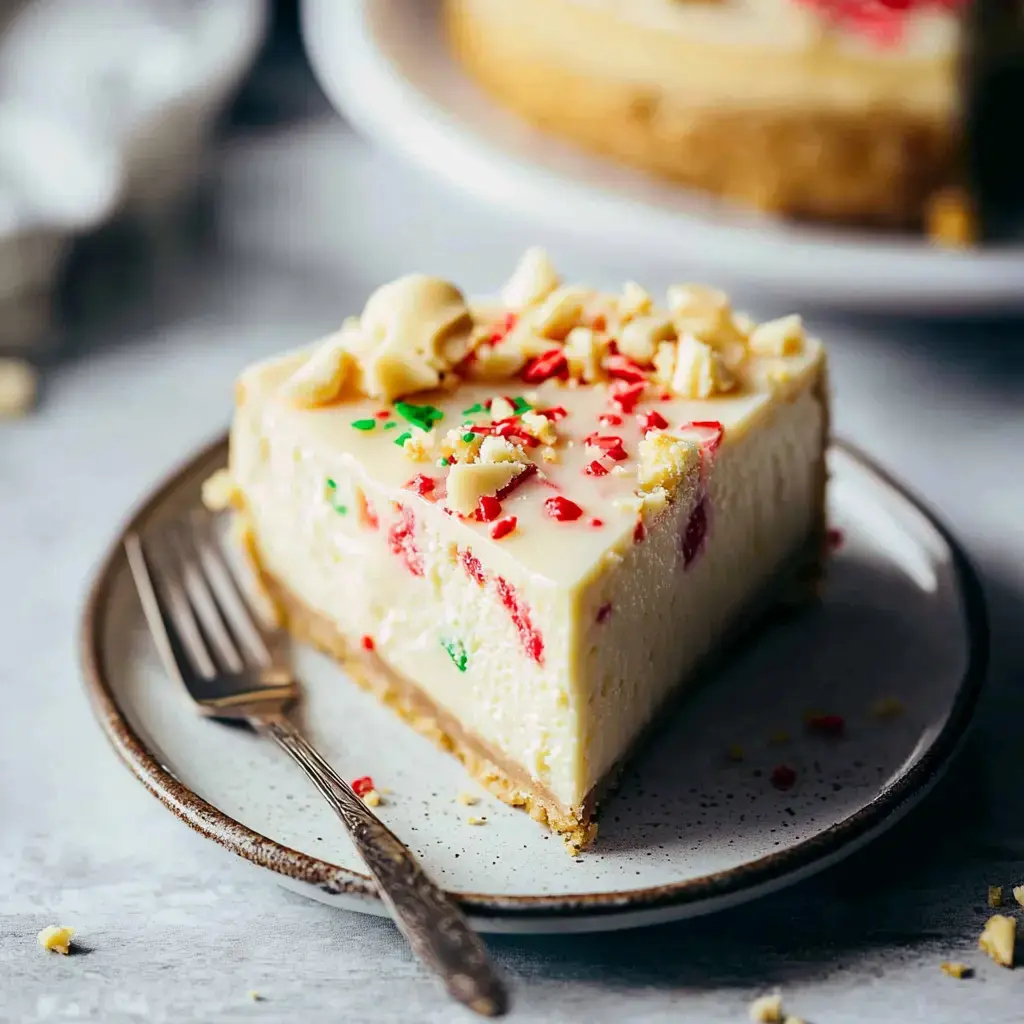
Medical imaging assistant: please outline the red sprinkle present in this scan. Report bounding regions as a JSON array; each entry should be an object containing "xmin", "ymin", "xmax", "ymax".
[
  {"xmin": 489, "ymin": 311, "xmax": 518, "ymax": 345},
  {"xmin": 544, "ymin": 495, "xmax": 584, "ymax": 522},
  {"xmin": 357, "ymin": 491, "xmax": 379, "ymax": 531},
  {"xmin": 404, "ymin": 473, "xmax": 436, "ymax": 497},
  {"xmin": 522, "ymin": 349, "xmax": 569, "ymax": 383},
  {"xmin": 495, "ymin": 576, "xmax": 544, "ymax": 664},
  {"xmin": 387, "ymin": 504, "xmax": 424, "ymax": 576},
  {"xmin": 660, "ymin": 392, "xmax": 672, "ymax": 402},
  {"xmin": 536, "ymin": 405, "xmax": 568, "ymax": 421},
  {"xmin": 584, "ymin": 460, "xmax": 609, "ymax": 477},
  {"xmin": 598, "ymin": 412, "xmax": 622, "ymax": 427},
  {"xmin": 469, "ymin": 419, "xmax": 540, "ymax": 447},
  {"xmin": 605, "ymin": 354, "xmax": 649, "ymax": 383},
  {"xmin": 460, "ymin": 548, "xmax": 485, "ymax": 585},
  {"xmin": 636, "ymin": 409, "xmax": 668, "ymax": 432},
  {"xmin": 806, "ymin": 713, "xmax": 846, "ymax": 738},
  {"xmin": 770, "ymin": 764, "xmax": 797, "ymax": 791},
  {"xmin": 827, "ymin": 527, "xmax": 844, "ymax": 551},
  {"xmin": 679, "ymin": 420, "xmax": 725, "ymax": 453},
  {"xmin": 609, "ymin": 380, "xmax": 646, "ymax": 413},
  {"xmin": 633, "ymin": 519, "xmax": 646, "ymax": 545},
  {"xmin": 351, "ymin": 776, "xmax": 375, "ymax": 797},
  {"xmin": 584, "ymin": 433, "xmax": 627, "ymax": 462},
  {"xmin": 495, "ymin": 462, "xmax": 538, "ymax": 501},
  {"xmin": 681, "ymin": 499, "xmax": 708, "ymax": 568},
  {"xmin": 375, "ymin": 409, "xmax": 391, "ymax": 419},
  {"xmin": 589, "ymin": 518, "xmax": 604, "ymax": 528},
  {"xmin": 476, "ymin": 495, "xmax": 502, "ymax": 522},
  {"xmin": 490, "ymin": 516, "xmax": 517, "ymax": 540},
  {"xmin": 360, "ymin": 635, "xmax": 375, "ymax": 651},
  {"xmin": 596, "ymin": 602, "xmax": 613, "ymax": 624}
]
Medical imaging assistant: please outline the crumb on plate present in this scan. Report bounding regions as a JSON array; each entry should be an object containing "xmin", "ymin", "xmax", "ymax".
[
  {"xmin": 939, "ymin": 961, "xmax": 972, "ymax": 979},
  {"xmin": 988, "ymin": 885, "xmax": 1003, "ymax": 908},
  {"xmin": 748, "ymin": 992, "xmax": 783, "ymax": 1023},
  {"xmin": 979, "ymin": 914, "xmax": 1015, "ymax": 968}
]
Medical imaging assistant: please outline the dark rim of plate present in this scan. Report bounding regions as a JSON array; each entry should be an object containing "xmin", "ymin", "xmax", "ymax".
[{"xmin": 80, "ymin": 433, "xmax": 989, "ymax": 922}]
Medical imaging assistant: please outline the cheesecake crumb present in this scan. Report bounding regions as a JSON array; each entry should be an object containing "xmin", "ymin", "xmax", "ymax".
[
  {"xmin": 727, "ymin": 744, "xmax": 745, "ymax": 762},
  {"xmin": 939, "ymin": 961, "xmax": 973, "ymax": 979},
  {"xmin": 37, "ymin": 925, "xmax": 74, "ymax": 955},
  {"xmin": 457, "ymin": 792, "xmax": 479, "ymax": 806},
  {"xmin": 201, "ymin": 469, "xmax": 238, "ymax": 512},
  {"xmin": 361, "ymin": 788, "xmax": 382, "ymax": 808},
  {"xmin": 0, "ymin": 358, "xmax": 37, "ymax": 418},
  {"xmin": 988, "ymin": 885, "xmax": 1003, "ymax": 908},
  {"xmin": 979, "ymin": 914, "xmax": 1015, "ymax": 967},
  {"xmin": 748, "ymin": 992, "xmax": 783, "ymax": 1022},
  {"xmin": 1013, "ymin": 885, "xmax": 1024, "ymax": 908},
  {"xmin": 467, "ymin": 815, "xmax": 487, "ymax": 826},
  {"xmin": 247, "ymin": 991, "xmax": 265, "ymax": 1002},
  {"xmin": 871, "ymin": 696, "xmax": 905, "ymax": 719}
]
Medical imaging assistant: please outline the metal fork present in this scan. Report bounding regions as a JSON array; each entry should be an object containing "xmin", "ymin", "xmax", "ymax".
[{"xmin": 124, "ymin": 510, "xmax": 508, "ymax": 1018}]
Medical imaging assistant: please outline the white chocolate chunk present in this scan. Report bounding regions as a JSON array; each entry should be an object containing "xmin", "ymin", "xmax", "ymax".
[
  {"xmin": 979, "ymin": 914, "xmax": 1015, "ymax": 967},
  {"xmin": 477, "ymin": 435, "xmax": 530, "ymax": 465},
  {"xmin": 749, "ymin": 315, "xmax": 806, "ymax": 357},
  {"xmin": 445, "ymin": 461, "xmax": 527, "ymax": 515},
  {"xmin": 618, "ymin": 315, "xmax": 676, "ymax": 366},
  {"xmin": 489, "ymin": 396, "xmax": 516, "ymax": 421},
  {"xmin": 467, "ymin": 342, "xmax": 527, "ymax": 381},
  {"xmin": 500, "ymin": 247, "xmax": 560, "ymax": 310},
  {"xmin": 670, "ymin": 335, "xmax": 735, "ymax": 398},
  {"xmin": 618, "ymin": 281, "xmax": 653, "ymax": 319},
  {"xmin": 637, "ymin": 431, "xmax": 701, "ymax": 493},
  {"xmin": 520, "ymin": 409, "xmax": 557, "ymax": 445},
  {"xmin": 527, "ymin": 285, "xmax": 587, "ymax": 341},
  {"xmin": 353, "ymin": 275, "xmax": 472, "ymax": 401},
  {"xmin": 280, "ymin": 338, "xmax": 355, "ymax": 408},
  {"xmin": 564, "ymin": 326, "xmax": 608, "ymax": 383}
]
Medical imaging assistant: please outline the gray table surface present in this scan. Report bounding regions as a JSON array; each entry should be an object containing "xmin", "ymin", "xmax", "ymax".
[{"xmin": 3, "ymin": 119, "xmax": 1024, "ymax": 1024}]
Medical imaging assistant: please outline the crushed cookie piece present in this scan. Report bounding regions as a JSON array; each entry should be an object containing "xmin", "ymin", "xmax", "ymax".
[
  {"xmin": 988, "ymin": 886, "xmax": 1003, "ymax": 908},
  {"xmin": 979, "ymin": 914, "xmax": 1015, "ymax": 967},
  {"xmin": 748, "ymin": 992, "xmax": 783, "ymax": 1023},
  {"xmin": 749, "ymin": 315, "xmax": 806, "ymax": 358},
  {"xmin": 37, "ymin": 926, "xmax": 74, "ymax": 955},
  {"xmin": 467, "ymin": 816, "xmax": 487, "ymax": 826},
  {"xmin": 940, "ymin": 961, "xmax": 972, "ymax": 979},
  {"xmin": 402, "ymin": 426, "xmax": 436, "ymax": 462}
]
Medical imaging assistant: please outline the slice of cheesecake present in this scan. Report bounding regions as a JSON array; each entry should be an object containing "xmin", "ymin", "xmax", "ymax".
[{"xmin": 216, "ymin": 251, "xmax": 829, "ymax": 850}]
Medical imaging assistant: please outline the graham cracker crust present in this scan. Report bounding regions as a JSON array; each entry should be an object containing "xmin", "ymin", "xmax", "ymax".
[{"xmin": 444, "ymin": 0, "xmax": 956, "ymax": 229}]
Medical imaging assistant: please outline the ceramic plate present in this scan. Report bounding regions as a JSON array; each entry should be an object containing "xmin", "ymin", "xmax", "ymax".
[
  {"xmin": 81, "ymin": 436, "xmax": 987, "ymax": 934},
  {"xmin": 301, "ymin": 0, "xmax": 1024, "ymax": 313}
]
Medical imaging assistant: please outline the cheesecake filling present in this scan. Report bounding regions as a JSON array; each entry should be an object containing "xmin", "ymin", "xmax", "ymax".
[{"xmin": 222, "ymin": 252, "xmax": 829, "ymax": 842}]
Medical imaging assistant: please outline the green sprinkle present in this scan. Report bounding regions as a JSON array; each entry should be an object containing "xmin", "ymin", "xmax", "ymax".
[
  {"xmin": 395, "ymin": 401, "xmax": 444, "ymax": 432},
  {"xmin": 442, "ymin": 637, "xmax": 468, "ymax": 673},
  {"xmin": 461, "ymin": 402, "xmax": 485, "ymax": 415},
  {"xmin": 462, "ymin": 432, "xmax": 475, "ymax": 443},
  {"xmin": 512, "ymin": 396, "xmax": 532, "ymax": 414},
  {"xmin": 351, "ymin": 418, "xmax": 376, "ymax": 431},
  {"xmin": 438, "ymin": 457, "xmax": 450, "ymax": 467},
  {"xmin": 383, "ymin": 421, "xmax": 397, "ymax": 430},
  {"xmin": 394, "ymin": 431, "xmax": 412, "ymax": 447},
  {"xmin": 324, "ymin": 479, "xmax": 347, "ymax": 515}
]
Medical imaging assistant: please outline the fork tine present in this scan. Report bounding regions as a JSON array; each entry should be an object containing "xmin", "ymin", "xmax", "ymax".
[
  {"xmin": 166, "ymin": 524, "xmax": 245, "ymax": 675},
  {"xmin": 125, "ymin": 531, "xmax": 216, "ymax": 684},
  {"xmin": 189, "ymin": 508, "xmax": 274, "ymax": 667}
]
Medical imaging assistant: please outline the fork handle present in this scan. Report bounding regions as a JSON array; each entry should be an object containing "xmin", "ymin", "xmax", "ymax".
[{"xmin": 262, "ymin": 718, "xmax": 509, "ymax": 1018}]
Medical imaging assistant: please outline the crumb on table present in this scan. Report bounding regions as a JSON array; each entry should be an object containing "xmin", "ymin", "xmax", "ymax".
[
  {"xmin": 37, "ymin": 925, "xmax": 74, "ymax": 955},
  {"xmin": 0, "ymin": 358, "xmax": 37, "ymax": 418},
  {"xmin": 748, "ymin": 992, "xmax": 783, "ymax": 1023},
  {"xmin": 457, "ymin": 791, "xmax": 479, "ymax": 806},
  {"xmin": 979, "ymin": 914, "xmax": 1016, "ymax": 968},
  {"xmin": 988, "ymin": 885, "xmax": 1003, "ymax": 908},
  {"xmin": 940, "ymin": 961, "xmax": 973, "ymax": 979}
]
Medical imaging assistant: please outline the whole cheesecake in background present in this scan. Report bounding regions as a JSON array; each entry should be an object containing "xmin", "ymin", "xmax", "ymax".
[
  {"xmin": 444, "ymin": 0, "xmax": 968, "ymax": 230},
  {"xmin": 211, "ymin": 250, "xmax": 830, "ymax": 850}
]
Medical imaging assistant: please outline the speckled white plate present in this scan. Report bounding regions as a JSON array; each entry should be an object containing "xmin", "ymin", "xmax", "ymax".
[
  {"xmin": 82, "ymin": 436, "xmax": 987, "ymax": 934},
  {"xmin": 301, "ymin": 0, "xmax": 1024, "ymax": 313}
]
